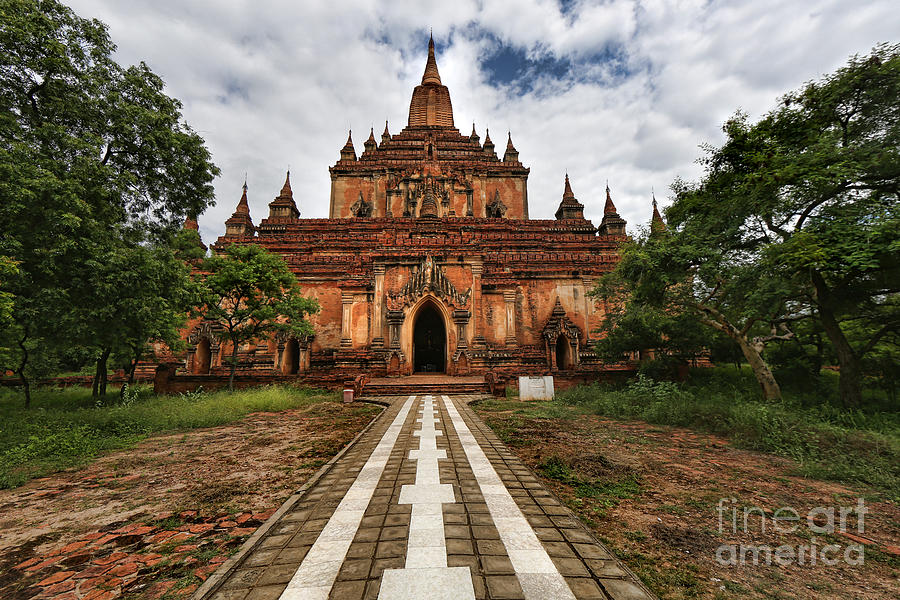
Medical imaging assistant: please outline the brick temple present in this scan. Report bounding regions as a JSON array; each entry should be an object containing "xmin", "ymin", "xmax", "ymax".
[{"xmin": 171, "ymin": 37, "xmax": 634, "ymax": 386}]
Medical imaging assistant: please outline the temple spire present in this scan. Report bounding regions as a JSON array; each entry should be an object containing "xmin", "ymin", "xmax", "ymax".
[
  {"xmin": 340, "ymin": 130, "xmax": 357, "ymax": 161},
  {"xmin": 651, "ymin": 191, "xmax": 666, "ymax": 234},
  {"xmin": 604, "ymin": 182, "xmax": 618, "ymax": 215},
  {"xmin": 381, "ymin": 120, "xmax": 391, "ymax": 144},
  {"xmin": 503, "ymin": 131, "xmax": 519, "ymax": 163},
  {"xmin": 279, "ymin": 171, "xmax": 292, "ymax": 198},
  {"xmin": 555, "ymin": 173, "xmax": 585, "ymax": 220},
  {"xmin": 422, "ymin": 32, "xmax": 441, "ymax": 85},
  {"xmin": 268, "ymin": 170, "xmax": 300, "ymax": 221},
  {"xmin": 364, "ymin": 127, "xmax": 377, "ymax": 154},
  {"xmin": 225, "ymin": 180, "xmax": 254, "ymax": 237}
]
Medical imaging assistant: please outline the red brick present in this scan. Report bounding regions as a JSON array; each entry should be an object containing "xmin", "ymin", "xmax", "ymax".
[
  {"xmin": 82, "ymin": 590, "xmax": 114, "ymax": 600},
  {"xmin": 188, "ymin": 523, "xmax": 214, "ymax": 533},
  {"xmin": 15, "ymin": 557, "xmax": 41, "ymax": 570},
  {"xmin": 193, "ymin": 564, "xmax": 218, "ymax": 581},
  {"xmin": 146, "ymin": 580, "xmax": 176, "ymax": 599},
  {"xmin": 37, "ymin": 571, "xmax": 76, "ymax": 586},
  {"xmin": 60, "ymin": 540, "xmax": 91, "ymax": 554},
  {"xmin": 107, "ymin": 562, "xmax": 138, "ymax": 577},
  {"xmin": 45, "ymin": 578, "xmax": 77, "ymax": 594},
  {"xmin": 93, "ymin": 552, "xmax": 128, "ymax": 566}
]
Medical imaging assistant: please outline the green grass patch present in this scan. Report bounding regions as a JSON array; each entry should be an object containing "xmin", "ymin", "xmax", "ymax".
[
  {"xmin": 0, "ymin": 384, "xmax": 342, "ymax": 488},
  {"xmin": 537, "ymin": 455, "xmax": 642, "ymax": 506},
  {"xmin": 555, "ymin": 368, "xmax": 900, "ymax": 501}
]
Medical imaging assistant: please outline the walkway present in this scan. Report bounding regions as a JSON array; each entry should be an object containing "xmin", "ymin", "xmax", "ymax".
[{"xmin": 195, "ymin": 395, "xmax": 654, "ymax": 600}]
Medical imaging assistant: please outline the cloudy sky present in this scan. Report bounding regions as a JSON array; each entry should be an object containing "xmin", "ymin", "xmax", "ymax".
[{"xmin": 65, "ymin": 0, "xmax": 897, "ymax": 242}]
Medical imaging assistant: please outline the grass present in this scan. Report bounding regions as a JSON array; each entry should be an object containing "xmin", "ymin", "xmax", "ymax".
[
  {"xmin": 481, "ymin": 366, "xmax": 900, "ymax": 501},
  {"xmin": 0, "ymin": 384, "xmax": 340, "ymax": 488},
  {"xmin": 562, "ymin": 368, "xmax": 900, "ymax": 500}
]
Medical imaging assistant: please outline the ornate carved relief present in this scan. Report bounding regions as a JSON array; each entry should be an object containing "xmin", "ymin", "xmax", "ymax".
[
  {"xmin": 386, "ymin": 256, "xmax": 471, "ymax": 311},
  {"xmin": 542, "ymin": 298, "xmax": 581, "ymax": 344},
  {"xmin": 188, "ymin": 321, "xmax": 222, "ymax": 347},
  {"xmin": 486, "ymin": 190, "xmax": 507, "ymax": 218},
  {"xmin": 350, "ymin": 192, "xmax": 372, "ymax": 217}
]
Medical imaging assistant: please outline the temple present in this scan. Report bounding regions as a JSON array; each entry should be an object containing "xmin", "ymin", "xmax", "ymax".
[{"xmin": 167, "ymin": 36, "xmax": 638, "ymax": 388}]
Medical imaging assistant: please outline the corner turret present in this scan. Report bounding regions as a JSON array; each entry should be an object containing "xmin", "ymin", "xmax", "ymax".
[
  {"xmin": 598, "ymin": 183, "xmax": 626, "ymax": 236},
  {"xmin": 268, "ymin": 171, "xmax": 300, "ymax": 221},
  {"xmin": 554, "ymin": 174, "xmax": 585, "ymax": 220},
  {"xmin": 224, "ymin": 180, "xmax": 255, "ymax": 237}
]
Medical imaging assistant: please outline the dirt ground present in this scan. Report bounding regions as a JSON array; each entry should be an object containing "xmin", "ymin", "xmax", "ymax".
[
  {"xmin": 0, "ymin": 400, "xmax": 381, "ymax": 600},
  {"xmin": 473, "ymin": 401, "xmax": 900, "ymax": 600}
]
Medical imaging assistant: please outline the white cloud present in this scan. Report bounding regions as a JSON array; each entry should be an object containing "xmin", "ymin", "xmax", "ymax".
[{"xmin": 64, "ymin": 0, "xmax": 897, "ymax": 240}]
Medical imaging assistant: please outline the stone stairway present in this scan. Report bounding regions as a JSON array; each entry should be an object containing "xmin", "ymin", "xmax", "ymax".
[{"xmin": 360, "ymin": 375, "xmax": 489, "ymax": 397}]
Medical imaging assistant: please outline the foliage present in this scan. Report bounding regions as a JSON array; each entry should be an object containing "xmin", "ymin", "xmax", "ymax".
[
  {"xmin": 0, "ymin": 0, "xmax": 219, "ymax": 405},
  {"xmin": 593, "ymin": 225, "xmax": 791, "ymax": 399},
  {"xmin": 0, "ymin": 384, "xmax": 340, "ymax": 488},
  {"xmin": 195, "ymin": 244, "xmax": 319, "ymax": 390},
  {"xmin": 667, "ymin": 43, "xmax": 900, "ymax": 406},
  {"xmin": 554, "ymin": 369, "xmax": 900, "ymax": 500}
]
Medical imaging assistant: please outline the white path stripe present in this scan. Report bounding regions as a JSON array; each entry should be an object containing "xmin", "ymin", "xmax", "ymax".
[
  {"xmin": 442, "ymin": 395, "xmax": 577, "ymax": 600},
  {"xmin": 379, "ymin": 395, "xmax": 476, "ymax": 599},
  {"xmin": 279, "ymin": 395, "xmax": 416, "ymax": 600}
]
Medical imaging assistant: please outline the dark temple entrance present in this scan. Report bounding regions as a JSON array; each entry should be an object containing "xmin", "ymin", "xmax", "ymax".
[{"xmin": 413, "ymin": 304, "xmax": 446, "ymax": 373}]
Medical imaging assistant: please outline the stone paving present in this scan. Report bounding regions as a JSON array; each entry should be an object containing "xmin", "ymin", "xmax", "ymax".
[{"xmin": 195, "ymin": 395, "xmax": 655, "ymax": 600}]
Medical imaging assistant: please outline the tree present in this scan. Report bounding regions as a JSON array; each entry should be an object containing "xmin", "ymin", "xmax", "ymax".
[
  {"xmin": 0, "ymin": 0, "xmax": 219, "ymax": 403},
  {"xmin": 195, "ymin": 244, "xmax": 319, "ymax": 391},
  {"xmin": 72, "ymin": 233, "xmax": 196, "ymax": 399},
  {"xmin": 594, "ymin": 228, "xmax": 794, "ymax": 400},
  {"xmin": 668, "ymin": 43, "xmax": 900, "ymax": 406}
]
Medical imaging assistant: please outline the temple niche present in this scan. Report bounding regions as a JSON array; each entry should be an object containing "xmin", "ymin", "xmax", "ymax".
[{"xmin": 172, "ymin": 34, "xmax": 632, "ymax": 382}]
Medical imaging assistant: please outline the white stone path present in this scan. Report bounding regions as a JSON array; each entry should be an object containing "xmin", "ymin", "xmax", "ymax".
[
  {"xmin": 280, "ymin": 394, "xmax": 581, "ymax": 599},
  {"xmin": 379, "ymin": 395, "xmax": 475, "ymax": 598},
  {"xmin": 279, "ymin": 395, "xmax": 416, "ymax": 600}
]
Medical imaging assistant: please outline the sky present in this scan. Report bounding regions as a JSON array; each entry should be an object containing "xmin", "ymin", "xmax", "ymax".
[{"xmin": 64, "ymin": 0, "xmax": 898, "ymax": 243}]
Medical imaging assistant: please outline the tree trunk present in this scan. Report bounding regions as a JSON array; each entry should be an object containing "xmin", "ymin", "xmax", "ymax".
[
  {"xmin": 734, "ymin": 336, "xmax": 783, "ymax": 401},
  {"xmin": 228, "ymin": 343, "xmax": 239, "ymax": 392},
  {"xmin": 16, "ymin": 334, "xmax": 31, "ymax": 409},
  {"xmin": 121, "ymin": 348, "xmax": 142, "ymax": 399},
  {"xmin": 93, "ymin": 348, "xmax": 111, "ymax": 399},
  {"xmin": 810, "ymin": 270, "xmax": 863, "ymax": 407}
]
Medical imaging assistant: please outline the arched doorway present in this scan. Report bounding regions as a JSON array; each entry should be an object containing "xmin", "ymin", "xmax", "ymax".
[
  {"xmin": 413, "ymin": 303, "xmax": 446, "ymax": 373},
  {"xmin": 194, "ymin": 338, "xmax": 211, "ymax": 374},
  {"xmin": 283, "ymin": 339, "xmax": 300, "ymax": 374},
  {"xmin": 556, "ymin": 336, "xmax": 570, "ymax": 371}
]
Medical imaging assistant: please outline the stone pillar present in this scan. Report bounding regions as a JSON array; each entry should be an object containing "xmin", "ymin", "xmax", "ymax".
[
  {"xmin": 453, "ymin": 309, "xmax": 470, "ymax": 351},
  {"xmin": 340, "ymin": 293, "xmax": 352, "ymax": 348},
  {"xmin": 504, "ymin": 290, "xmax": 517, "ymax": 346},
  {"xmin": 471, "ymin": 261, "xmax": 485, "ymax": 347},
  {"xmin": 387, "ymin": 310, "xmax": 404, "ymax": 350},
  {"xmin": 372, "ymin": 264, "xmax": 386, "ymax": 347}
]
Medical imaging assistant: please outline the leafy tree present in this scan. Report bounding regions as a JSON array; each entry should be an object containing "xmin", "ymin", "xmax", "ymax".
[
  {"xmin": 669, "ymin": 43, "xmax": 900, "ymax": 406},
  {"xmin": 72, "ymin": 234, "xmax": 196, "ymax": 399},
  {"xmin": 0, "ymin": 0, "xmax": 219, "ymax": 403},
  {"xmin": 594, "ymin": 228, "xmax": 793, "ymax": 399},
  {"xmin": 195, "ymin": 244, "xmax": 319, "ymax": 391}
]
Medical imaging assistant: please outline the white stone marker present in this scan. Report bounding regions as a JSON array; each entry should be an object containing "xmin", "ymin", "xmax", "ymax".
[
  {"xmin": 379, "ymin": 395, "xmax": 475, "ymax": 599},
  {"xmin": 518, "ymin": 376, "xmax": 555, "ymax": 401}
]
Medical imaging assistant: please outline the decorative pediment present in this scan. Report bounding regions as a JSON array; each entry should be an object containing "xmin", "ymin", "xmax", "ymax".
[
  {"xmin": 387, "ymin": 256, "xmax": 471, "ymax": 310},
  {"xmin": 486, "ymin": 190, "xmax": 507, "ymax": 218},
  {"xmin": 188, "ymin": 321, "xmax": 223, "ymax": 346},
  {"xmin": 542, "ymin": 298, "xmax": 581, "ymax": 343},
  {"xmin": 351, "ymin": 192, "xmax": 372, "ymax": 217}
]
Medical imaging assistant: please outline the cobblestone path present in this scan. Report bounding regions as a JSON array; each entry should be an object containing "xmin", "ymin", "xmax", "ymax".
[{"xmin": 195, "ymin": 395, "xmax": 654, "ymax": 600}]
